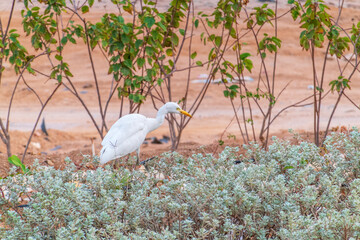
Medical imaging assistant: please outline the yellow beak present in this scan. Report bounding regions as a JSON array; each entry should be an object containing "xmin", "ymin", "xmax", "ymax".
[{"xmin": 179, "ymin": 109, "xmax": 192, "ymax": 118}]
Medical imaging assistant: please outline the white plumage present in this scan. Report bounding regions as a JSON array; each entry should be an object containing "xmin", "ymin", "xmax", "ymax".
[{"xmin": 100, "ymin": 102, "xmax": 192, "ymax": 165}]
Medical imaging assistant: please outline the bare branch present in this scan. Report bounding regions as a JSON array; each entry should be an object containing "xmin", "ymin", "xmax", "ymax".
[{"xmin": 21, "ymin": 83, "xmax": 62, "ymax": 163}]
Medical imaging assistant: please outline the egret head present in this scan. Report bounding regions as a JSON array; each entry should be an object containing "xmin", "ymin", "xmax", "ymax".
[{"xmin": 165, "ymin": 102, "xmax": 192, "ymax": 117}]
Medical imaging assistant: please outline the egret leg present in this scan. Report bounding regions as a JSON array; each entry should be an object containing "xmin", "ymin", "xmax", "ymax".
[
  {"xmin": 136, "ymin": 149, "xmax": 140, "ymax": 165},
  {"xmin": 113, "ymin": 158, "xmax": 121, "ymax": 169},
  {"xmin": 112, "ymin": 158, "xmax": 117, "ymax": 169},
  {"xmin": 125, "ymin": 155, "xmax": 130, "ymax": 168}
]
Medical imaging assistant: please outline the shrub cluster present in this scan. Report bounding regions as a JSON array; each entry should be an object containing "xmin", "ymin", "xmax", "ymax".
[{"xmin": 2, "ymin": 129, "xmax": 360, "ymax": 239}]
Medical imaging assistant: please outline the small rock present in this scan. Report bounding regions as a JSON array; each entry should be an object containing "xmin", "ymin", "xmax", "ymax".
[
  {"xmin": 307, "ymin": 85, "xmax": 314, "ymax": 90},
  {"xmin": 346, "ymin": 109, "xmax": 355, "ymax": 113},
  {"xmin": 82, "ymin": 83, "xmax": 93, "ymax": 89},
  {"xmin": 151, "ymin": 137, "xmax": 162, "ymax": 144},
  {"xmin": 160, "ymin": 135, "xmax": 170, "ymax": 143},
  {"xmin": 243, "ymin": 76, "xmax": 254, "ymax": 82},
  {"xmin": 138, "ymin": 165, "xmax": 146, "ymax": 173},
  {"xmin": 33, "ymin": 131, "xmax": 41, "ymax": 137},
  {"xmin": 198, "ymin": 73, "xmax": 209, "ymax": 79},
  {"xmin": 31, "ymin": 142, "xmax": 41, "ymax": 149},
  {"xmin": 46, "ymin": 160, "xmax": 55, "ymax": 166},
  {"xmin": 50, "ymin": 145, "xmax": 62, "ymax": 151}
]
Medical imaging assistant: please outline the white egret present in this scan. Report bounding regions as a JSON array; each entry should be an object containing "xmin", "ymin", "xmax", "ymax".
[{"xmin": 100, "ymin": 102, "xmax": 192, "ymax": 165}]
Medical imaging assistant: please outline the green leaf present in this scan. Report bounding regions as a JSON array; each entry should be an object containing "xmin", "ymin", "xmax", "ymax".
[
  {"xmin": 81, "ymin": 5, "xmax": 89, "ymax": 14},
  {"xmin": 9, "ymin": 56, "xmax": 15, "ymax": 64},
  {"xmin": 284, "ymin": 165, "xmax": 294, "ymax": 170},
  {"xmin": 157, "ymin": 22, "xmax": 167, "ymax": 31},
  {"xmin": 112, "ymin": 63, "xmax": 121, "ymax": 72},
  {"xmin": 88, "ymin": 0, "xmax": 94, "ymax": 7},
  {"xmin": 166, "ymin": 49, "xmax": 173, "ymax": 56},
  {"xmin": 215, "ymin": 36, "xmax": 222, "ymax": 47},
  {"xmin": 8, "ymin": 155, "xmax": 29, "ymax": 173},
  {"xmin": 144, "ymin": 16, "xmax": 155, "ymax": 28},
  {"xmin": 65, "ymin": 70, "xmax": 73, "ymax": 77},
  {"xmin": 243, "ymin": 59, "xmax": 253, "ymax": 72},
  {"xmin": 137, "ymin": 58, "xmax": 145, "ymax": 68},
  {"xmin": 229, "ymin": 84, "xmax": 239, "ymax": 90},
  {"xmin": 123, "ymin": 25, "xmax": 131, "ymax": 34},
  {"xmin": 179, "ymin": 29, "xmax": 185, "ymax": 36},
  {"xmin": 8, "ymin": 155, "xmax": 22, "ymax": 167},
  {"xmin": 31, "ymin": 6, "xmax": 40, "ymax": 11},
  {"xmin": 145, "ymin": 46, "xmax": 154, "ymax": 56},
  {"xmin": 123, "ymin": 59, "xmax": 133, "ymax": 69},
  {"xmin": 194, "ymin": 19, "xmax": 199, "ymax": 28},
  {"xmin": 135, "ymin": 39, "xmax": 143, "ymax": 49},
  {"xmin": 157, "ymin": 78, "xmax": 163, "ymax": 86},
  {"xmin": 196, "ymin": 61, "xmax": 203, "ymax": 66},
  {"xmin": 191, "ymin": 52, "xmax": 197, "ymax": 59},
  {"xmin": 123, "ymin": 4, "xmax": 133, "ymax": 14},
  {"xmin": 240, "ymin": 52, "xmax": 251, "ymax": 60},
  {"xmin": 171, "ymin": 33, "xmax": 179, "ymax": 46},
  {"xmin": 120, "ymin": 67, "xmax": 131, "ymax": 76},
  {"xmin": 68, "ymin": 37, "xmax": 76, "ymax": 44},
  {"xmin": 15, "ymin": 59, "xmax": 22, "ymax": 67},
  {"xmin": 55, "ymin": 54, "xmax": 63, "ymax": 61}
]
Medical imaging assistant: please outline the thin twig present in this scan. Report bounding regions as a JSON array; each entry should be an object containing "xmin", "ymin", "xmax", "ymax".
[{"xmin": 21, "ymin": 83, "xmax": 62, "ymax": 163}]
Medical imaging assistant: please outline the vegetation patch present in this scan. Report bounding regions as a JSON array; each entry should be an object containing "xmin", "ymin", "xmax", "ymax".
[{"xmin": 2, "ymin": 129, "xmax": 360, "ymax": 239}]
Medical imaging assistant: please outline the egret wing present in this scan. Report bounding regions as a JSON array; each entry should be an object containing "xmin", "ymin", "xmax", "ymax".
[
  {"xmin": 100, "ymin": 114, "xmax": 147, "ymax": 164},
  {"xmin": 102, "ymin": 114, "xmax": 146, "ymax": 146}
]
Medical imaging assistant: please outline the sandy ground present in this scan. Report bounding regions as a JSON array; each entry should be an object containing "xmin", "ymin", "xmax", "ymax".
[{"xmin": 1, "ymin": 0, "xmax": 360, "ymax": 176}]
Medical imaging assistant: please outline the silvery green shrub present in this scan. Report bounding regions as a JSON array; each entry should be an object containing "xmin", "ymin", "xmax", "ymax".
[{"xmin": 2, "ymin": 128, "xmax": 360, "ymax": 239}]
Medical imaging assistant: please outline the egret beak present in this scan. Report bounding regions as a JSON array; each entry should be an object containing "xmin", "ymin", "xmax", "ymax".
[{"xmin": 179, "ymin": 109, "xmax": 192, "ymax": 118}]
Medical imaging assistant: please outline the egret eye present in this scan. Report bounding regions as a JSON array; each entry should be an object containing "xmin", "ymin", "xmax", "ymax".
[{"xmin": 176, "ymin": 107, "xmax": 180, "ymax": 110}]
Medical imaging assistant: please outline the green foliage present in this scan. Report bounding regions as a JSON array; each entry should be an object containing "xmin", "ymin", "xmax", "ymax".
[
  {"xmin": 289, "ymin": 0, "xmax": 301, "ymax": 20},
  {"xmin": 328, "ymin": 26, "xmax": 350, "ymax": 58},
  {"xmin": 223, "ymin": 84, "xmax": 239, "ymax": 99},
  {"xmin": 350, "ymin": 22, "xmax": 360, "ymax": 55},
  {"xmin": 21, "ymin": 3, "xmax": 77, "ymax": 82},
  {"xmin": 3, "ymin": 130, "xmax": 360, "ymax": 238},
  {"xmin": 17, "ymin": 0, "xmax": 195, "ymax": 106},
  {"xmin": 7, "ymin": 155, "xmax": 29, "ymax": 174},
  {"xmin": 259, "ymin": 33, "xmax": 282, "ymax": 58},
  {"xmin": 21, "ymin": 6, "xmax": 58, "ymax": 50},
  {"xmin": 330, "ymin": 75, "xmax": 350, "ymax": 92},
  {"xmin": 82, "ymin": 0, "xmax": 192, "ymax": 104},
  {"xmin": 290, "ymin": 0, "xmax": 332, "ymax": 50},
  {"xmin": 249, "ymin": 4, "xmax": 276, "ymax": 27},
  {"xmin": 0, "ymin": 29, "xmax": 30, "ymax": 74},
  {"xmin": 288, "ymin": 0, "xmax": 351, "ymax": 59}
]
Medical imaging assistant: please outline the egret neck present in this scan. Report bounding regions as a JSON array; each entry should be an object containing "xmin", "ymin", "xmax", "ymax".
[{"xmin": 146, "ymin": 104, "xmax": 168, "ymax": 133}]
